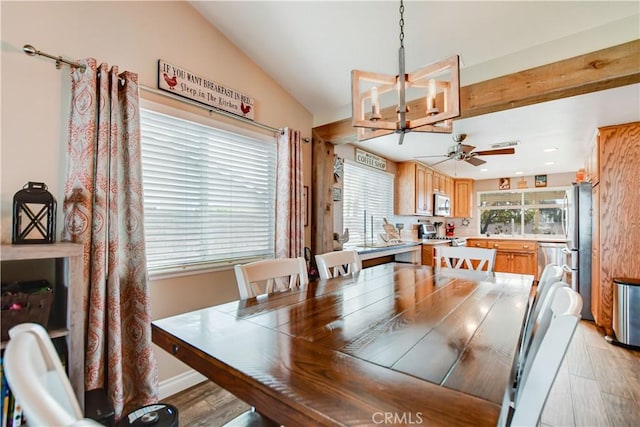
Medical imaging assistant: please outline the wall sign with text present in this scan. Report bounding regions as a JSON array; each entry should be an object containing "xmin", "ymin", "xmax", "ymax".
[
  {"xmin": 355, "ymin": 148, "xmax": 387, "ymax": 171},
  {"xmin": 158, "ymin": 60, "xmax": 255, "ymax": 120}
]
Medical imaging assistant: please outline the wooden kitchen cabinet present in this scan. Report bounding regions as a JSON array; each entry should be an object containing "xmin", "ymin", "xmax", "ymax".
[
  {"xmin": 486, "ymin": 239, "xmax": 538, "ymax": 279},
  {"xmin": 396, "ymin": 161, "xmax": 432, "ymax": 215},
  {"xmin": 590, "ymin": 122, "xmax": 640, "ymax": 335},
  {"xmin": 591, "ymin": 183, "xmax": 600, "ymax": 324},
  {"xmin": 1, "ymin": 243, "xmax": 85, "ymax": 408},
  {"xmin": 421, "ymin": 242, "xmax": 449, "ymax": 266},
  {"xmin": 432, "ymin": 172, "xmax": 444, "ymax": 194},
  {"xmin": 466, "ymin": 239, "xmax": 487, "ymax": 248},
  {"xmin": 453, "ymin": 179, "xmax": 474, "ymax": 218}
]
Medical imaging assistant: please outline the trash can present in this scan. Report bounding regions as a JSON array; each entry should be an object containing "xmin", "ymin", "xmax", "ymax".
[{"xmin": 612, "ymin": 277, "xmax": 640, "ymax": 348}]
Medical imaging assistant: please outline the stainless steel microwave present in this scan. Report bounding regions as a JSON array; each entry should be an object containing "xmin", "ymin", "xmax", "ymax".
[{"xmin": 434, "ymin": 193, "xmax": 451, "ymax": 217}]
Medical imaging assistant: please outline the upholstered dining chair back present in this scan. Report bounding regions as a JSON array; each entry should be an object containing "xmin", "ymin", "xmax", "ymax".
[
  {"xmin": 434, "ymin": 246, "xmax": 497, "ymax": 272},
  {"xmin": 234, "ymin": 257, "xmax": 309, "ymax": 299},
  {"xmin": 315, "ymin": 250, "xmax": 362, "ymax": 280},
  {"xmin": 500, "ymin": 286, "xmax": 582, "ymax": 427},
  {"xmin": 3, "ymin": 323, "xmax": 102, "ymax": 427}
]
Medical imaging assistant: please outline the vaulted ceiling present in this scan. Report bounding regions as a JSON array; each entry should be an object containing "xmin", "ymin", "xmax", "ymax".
[{"xmin": 191, "ymin": 1, "xmax": 640, "ymax": 179}]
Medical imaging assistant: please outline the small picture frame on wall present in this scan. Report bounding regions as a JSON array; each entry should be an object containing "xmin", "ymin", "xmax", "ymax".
[
  {"xmin": 535, "ymin": 174, "xmax": 547, "ymax": 187},
  {"xmin": 499, "ymin": 177, "xmax": 510, "ymax": 190}
]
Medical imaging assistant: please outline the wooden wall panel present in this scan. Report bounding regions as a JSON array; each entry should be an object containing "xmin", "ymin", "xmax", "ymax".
[
  {"xmin": 596, "ymin": 121, "xmax": 640, "ymax": 335},
  {"xmin": 311, "ymin": 130, "xmax": 335, "ymax": 256}
]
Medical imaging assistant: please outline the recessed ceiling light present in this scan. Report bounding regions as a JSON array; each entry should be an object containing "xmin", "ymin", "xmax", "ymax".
[
  {"xmin": 544, "ymin": 161, "xmax": 555, "ymax": 165},
  {"xmin": 515, "ymin": 171, "xmax": 524, "ymax": 175},
  {"xmin": 480, "ymin": 168, "xmax": 488, "ymax": 172},
  {"xmin": 543, "ymin": 147, "xmax": 558, "ymax": 152}
]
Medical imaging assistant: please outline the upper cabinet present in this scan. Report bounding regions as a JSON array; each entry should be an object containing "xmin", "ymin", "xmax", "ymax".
[
  {"xmin": 453, "ymin": 179, "xmax": 474, "ymax": 218},
  {"xmin": 396, "ymin": 161, "xmax": 432, "ymax": 216},
  {"xmin": 396, "ymin": 162, "xmax": 474, "ymax": 218},
  {"xmin": 432, "ymin": 171, "xmax": 444, "ymax": 194}
]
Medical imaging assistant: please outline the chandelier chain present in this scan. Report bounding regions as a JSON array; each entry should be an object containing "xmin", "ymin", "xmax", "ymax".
[{"xmin": 399, "ymin": 1, "xmax": 405, "ymax": 48}]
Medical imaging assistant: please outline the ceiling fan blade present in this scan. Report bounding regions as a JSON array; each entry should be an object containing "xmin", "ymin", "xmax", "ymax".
[
  {"xmin": 414, "ymin": 154, "xmax": 448, "ymax": 159},
  {"xmin": 472, "ymin": 148, "xmax": 515, "ymax": 156},
  {"xmin": 459, "ymin": 144, "xmax": 476, "ymax": 154},
  {"xmin": 428, "ymin": 158, "xmax": 452, "ymax": 167},
  {"xmin": 465, "ymin": 156, "xmax": 486, "ymax": 166}
]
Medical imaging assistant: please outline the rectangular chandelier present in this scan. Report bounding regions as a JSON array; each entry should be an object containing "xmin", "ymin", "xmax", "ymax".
[
  {"xmin": 350, "ymin": 1, "xmax": 460, "ymax": 143},
  {"xmin": 351, "ymin": 55, "xmax": 461, "ymax": 142}
]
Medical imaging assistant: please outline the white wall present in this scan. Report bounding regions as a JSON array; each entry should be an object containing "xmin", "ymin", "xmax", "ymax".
[{"xmin": 1, "ymin": 1, "xmax": 313, "ymax": 388}]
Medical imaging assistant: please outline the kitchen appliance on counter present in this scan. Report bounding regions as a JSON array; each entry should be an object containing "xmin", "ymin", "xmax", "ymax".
[
  {"xmin": 445, "ymin": 222, "xmax": 455, "ymax": 237},
  {"xmin": 566, "ymin": 182, "xmax": 593, "ymax": 320},
  {"xmin": 417, "ymin": 223, "xmax": 436, "ymax": 239},
  {"xmin": 418, "ymin": 223, "xmax": 467, "ymax": 247}
]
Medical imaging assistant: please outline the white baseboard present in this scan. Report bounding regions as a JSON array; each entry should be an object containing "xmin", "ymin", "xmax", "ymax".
[{"xmin": 158, "ymin": 369, "xmax": 207, "ymax": 400}]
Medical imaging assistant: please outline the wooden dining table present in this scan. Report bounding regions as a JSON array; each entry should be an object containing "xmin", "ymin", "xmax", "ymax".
[{"xmin": 152, "ymin": 263, "xmax": 533, "ymax": 426}]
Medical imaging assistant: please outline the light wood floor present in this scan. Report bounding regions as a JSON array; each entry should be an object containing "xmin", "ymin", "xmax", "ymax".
[{"xmin": 163, "ymin": 321, "xmax": 640, "ymax": 426}]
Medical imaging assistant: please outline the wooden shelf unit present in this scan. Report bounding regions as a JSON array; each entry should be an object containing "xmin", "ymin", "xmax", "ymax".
[{"xmin": 1, "ymin": 242, "xmax": 85, "ymax": 408}]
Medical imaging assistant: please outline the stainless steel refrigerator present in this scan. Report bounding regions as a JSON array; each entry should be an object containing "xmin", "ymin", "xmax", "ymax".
[{"xmin": 566, "ymin": 182, "xmax": 593, "ymax": 320}]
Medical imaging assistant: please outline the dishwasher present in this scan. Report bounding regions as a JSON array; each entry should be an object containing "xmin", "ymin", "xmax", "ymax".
[{"xmin": 537, "ymin": 242, "xmax": 569, "ymax": 283}]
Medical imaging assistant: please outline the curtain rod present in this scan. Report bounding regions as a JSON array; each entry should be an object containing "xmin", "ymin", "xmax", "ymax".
[
  {"xmin": 140, "ymin": 85, "xmax": 283, "ymax": 135},
  {"xmin": 23, "ymin": 44, "xmax": 86, "ymax": 72},
  {"xmin": 22, "ymin": 43, "xmax": 284, "ymax": 136}
]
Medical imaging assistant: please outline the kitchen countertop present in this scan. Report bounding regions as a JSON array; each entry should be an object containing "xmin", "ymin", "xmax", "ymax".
[
  {"xmin": 468, "ymin": 235, "xmax": 568, "ymax": 243},
  {"xmin": 346, "ymin": 241, "xmax": 421, "ymax": 255},
  {"xmin": 420, "ymin": 239, "xmax": 453, "ymax": 245}
]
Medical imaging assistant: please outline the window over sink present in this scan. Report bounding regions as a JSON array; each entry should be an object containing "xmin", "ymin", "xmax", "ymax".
[
  {"xmin": 478, "ymin": 188, "xmax": 569, "ymax": 237},
  {"xmin": 140, "ymin": 103, "xmax": 276, "ymax": 275}
]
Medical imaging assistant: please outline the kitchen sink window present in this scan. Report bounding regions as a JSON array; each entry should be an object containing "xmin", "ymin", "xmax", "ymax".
[
  {"xmin": 140, "ymin": 103, "xmax": 276, "ymax": 275},
  {"xmin": 342, "ymin": 161, "xmax": 394, "ymax": 246},
  {"xmin": 478, "ymin": 188, "xmax": 568, "ymax": 236}
]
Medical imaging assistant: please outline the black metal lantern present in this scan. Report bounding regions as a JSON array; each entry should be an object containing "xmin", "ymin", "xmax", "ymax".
[{"xmin": 12, "ymin": 182, "xmax": 57, "ymax": 244}]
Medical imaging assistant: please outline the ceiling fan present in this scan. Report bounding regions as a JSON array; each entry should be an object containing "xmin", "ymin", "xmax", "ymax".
[{"xmin": 415, "ymin": 133, "xmax": 516, "ymax": 167}]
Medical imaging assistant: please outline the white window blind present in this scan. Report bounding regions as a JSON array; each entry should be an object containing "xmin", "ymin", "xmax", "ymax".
[
  {"xmin": 342, "ymin": 161, "xmax": 394, "ymax": 246},
  {"xmin": 140, "ymin": 108, "xmax": 276, "ymax": 273}
]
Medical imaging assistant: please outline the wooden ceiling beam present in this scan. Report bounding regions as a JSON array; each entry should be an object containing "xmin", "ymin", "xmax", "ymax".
[{"xmin": 313, "ymin": 39, "xmax": 640, "ymax": 144}]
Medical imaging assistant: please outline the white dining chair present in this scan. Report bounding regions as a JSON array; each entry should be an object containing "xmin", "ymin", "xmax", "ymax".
[
  {"xmin": 518, "ymin": 264, "xmax": 565, "ymax": 363},
  {"xmin": 530, "ymin": 264, "xmax": 565, "ymax": 323},
  {"xmin": 516, "ymin": 281, "xmax": 568, "ymax": 381},
  {"xmin": 315, "ymin": 249, "xmax": 362, "ymax": 280},
  {"xmin": 234, "ymin": 257, "xmax": 309, "ymax": 299},
  {"xmin": 434, "ymin": 246, "xmax": 497, "ymax": 272},
  {"xmin": 3, "ymin": 323, "xmax": 103, "ymax": 427},
  {"xmin": 499, "ymin": 286, "xmax": 582, "ymax": 427}
]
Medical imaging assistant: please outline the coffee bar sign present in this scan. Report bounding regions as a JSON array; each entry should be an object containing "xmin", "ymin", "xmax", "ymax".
[
  {"xmin": 158, "ymin": 60, "xmax": 255, "ymax": 120},
  {"xmin": 355, "ymin": 148, "xmax": 387, "ymax": 171}
]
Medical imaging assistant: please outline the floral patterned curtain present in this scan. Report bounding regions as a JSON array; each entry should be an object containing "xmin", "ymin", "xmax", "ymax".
[
  {"xmin": 62, "ymin": 59, "xmax": 158, "ymax": 419},
  {"xmin": 275, "ymin": 128, "xmax": 304, "ymax": 259}
]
